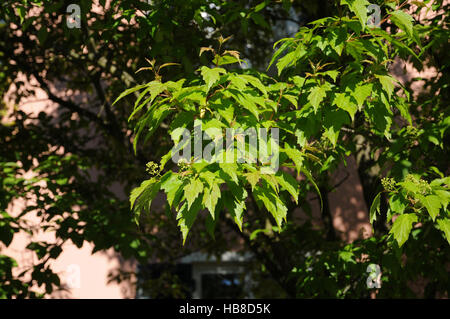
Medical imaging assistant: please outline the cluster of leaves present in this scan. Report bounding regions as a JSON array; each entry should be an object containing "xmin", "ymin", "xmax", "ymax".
[
  {"xmin": 0, "ymin": 159, "xmax": 40, "ymax": 298},
  {"xmin": 124, "ymin": 0, "xmax": 449, "ymax": 245},
  {"xmin": 122, "ymin": 0, "xmax": 449, "ymax": 298},
  {"xmin": 291, "ymin": 228, "xmax": 449, "ymax": 298},
  {"xmin": 371, "ymin": 174, "xmax": 450, "ymax": 247},
  {"xmin": 120, "ymin": 41, "xmax": 325, "ymax": 244}
]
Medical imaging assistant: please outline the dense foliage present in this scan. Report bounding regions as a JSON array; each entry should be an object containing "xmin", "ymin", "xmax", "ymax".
[{"xmin": 1, "ymin": 0, "xmax": 449, "ymax": 298}]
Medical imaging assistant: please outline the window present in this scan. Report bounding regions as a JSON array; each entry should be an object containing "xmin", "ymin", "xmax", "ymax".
[{"xmin": 136, "ymin": 252, "xmax": 253, "ymax": 299}]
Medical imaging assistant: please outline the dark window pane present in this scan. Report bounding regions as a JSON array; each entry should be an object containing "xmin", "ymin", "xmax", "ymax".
[{"xmin": 201, "ymin": 273, "xmax": 243, "ymax": 298}]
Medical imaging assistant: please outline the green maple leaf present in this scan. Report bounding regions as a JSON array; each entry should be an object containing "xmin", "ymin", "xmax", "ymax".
[
  {"xmin": 200, "ymin": 66, "xmax": 226, "ymax": 92},
  {"xmin": 184, "ymin": 178, "xmax": 204, "ymax": 209},
  {"xmin": 308, "ymin": 85, "xmax": 327, "ymax": 112},
  {"xmin": 417, "ymin": 194, "xmax": 441, "ymax": 221},
  {"xmin": 390, "ymin": 213, "xmax": 418, "ymax": 247},
  {"xmin": 203, "ymin": 182, "xmax": 221, "ymax": 218}
]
